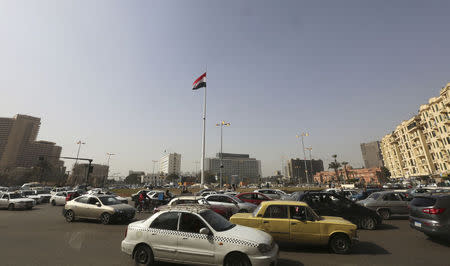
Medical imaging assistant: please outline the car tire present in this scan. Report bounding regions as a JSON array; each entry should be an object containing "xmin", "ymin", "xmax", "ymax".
[
  {"xmin": 329, "ymin": 234, "xmax": 351, "ymax": 254},
  {"xmin": 100, "ymin": 213, "xmax": 111, "ymax": 225},
  {"xmin": 134, "ymin": 245, "xmax": 154, "ymax": 265},
  {"xmin": 65, "ymin": 210, "xmax": 75, "ymax": 222},
  {"xmin": 8, "ymin": 204, "xmax": 14, "ymax": 211},
  {"xmin": 378, "ymin": 209, "xmax": 390, "ymax": 220},
  {"xmin": 361, "ymin": 216, "xmax": 376, "ymax": 230},
  {"xmin": 27, "ymin": 206, "xmax": 33, "ymax": 210},
  {"xmin": 51, "ymin": 200, "xmax": 56, "ymax": 206},
  {"xmin": 224, "ymin": 252, "xmax": 251, "ymax": 266}
]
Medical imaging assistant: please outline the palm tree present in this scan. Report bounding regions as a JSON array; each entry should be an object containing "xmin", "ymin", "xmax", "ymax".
[
  {"xmin": 329, "ymin": 154, "xmax": 341, "ymax": 183},
  {"xmin": 341, "ymin": 161, "xmax": 349, "ymax": 183}
]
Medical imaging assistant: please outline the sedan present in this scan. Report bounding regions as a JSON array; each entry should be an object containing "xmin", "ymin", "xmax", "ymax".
[
  {"xmin": 50, "ymin": 191, "xmax": 67, "ymax": 206},
  {"xmin": 254, "ymin": 189, "xmax": 287, "ymax": 200},
  {"xmin": 121, "ymin": 206, "xmax": 278, "ymax": 266},
  {"xmin": 205, "ymin": 194, "xmax": 257, "ymax": 213},
  {"xmin": 357, "ymin": 191, "xmax": 410, "ymax": 220},
  {"xmin": 236, "ymin": 192, "xmax": 273, "ymax": 205},
  {"xmin": 64, "ymin": 195, "xmax": 136, "ymax": 224}
]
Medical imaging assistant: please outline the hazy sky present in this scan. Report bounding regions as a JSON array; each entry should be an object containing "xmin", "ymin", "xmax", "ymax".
[{"xmin": 1, "ymin": 0, "xmax": 450, "ymax": 177}]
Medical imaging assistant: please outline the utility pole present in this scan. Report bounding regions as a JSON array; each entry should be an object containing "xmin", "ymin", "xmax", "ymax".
[
  {"xmin": 152, "ymin": 160, "xmax": 158, "ymax": 186},
  {"xmin": 216, "ymin": 121, "xmax": 231, "ymax": 188},
  {"xmin": 104, "ymin": 153, "xmax": 115, "ymax": 187}
]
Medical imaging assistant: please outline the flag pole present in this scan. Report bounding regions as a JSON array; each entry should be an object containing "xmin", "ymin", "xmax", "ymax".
[{"xmin": 200, "ymin": 66, "xmax": 207, "ymax": 185}]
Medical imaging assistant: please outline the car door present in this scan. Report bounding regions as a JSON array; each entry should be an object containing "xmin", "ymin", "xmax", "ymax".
[
  {"xmin": 176, "ymin": 212, "xmax": 215, "ymax": 265},
  {"xmin": 72, "ymin": 196, "xmax": 90, "ymax": 217},
  {"xmin": 208, "ymin": 195, "xmax": 237, "ymax": 212},
  {"xmin": 148, "ymin": 212, "xmax": 180, "ymax": 261},
  {"xmin": 86, "ymin": 197, "xmax": 103, "ymax": 219},
  {"xmin": 261, "ymin": 205, "xmax": 290, "ymax": 241},
  {"xmin": 289, "ymin": 205, "xmax": 322, "ymax": 244},
  {"xmin": 0, "ymin": 194, "xmax": 9, "ymax": 208}
]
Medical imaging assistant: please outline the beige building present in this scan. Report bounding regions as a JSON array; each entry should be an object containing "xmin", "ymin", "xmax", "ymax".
[
  {"xmin": 67, "ymin": 163, "xmax": 109, "ymax": 187},
  {"xmin": 0, "ymin": 114, "xmax": 62, "ymax": 169},
  {"xmin": 381, "ymin": 82, "xmax": 450, "ymax": 179},
  {"xmin": 159, "ymin": 153, "xmax": 181, "ymax": 175}
]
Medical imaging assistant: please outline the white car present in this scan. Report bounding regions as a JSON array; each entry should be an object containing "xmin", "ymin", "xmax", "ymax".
[
  {"xmin": 253, "ymin": 189, "xmax": 287, "ymax": 200},
  {"xmin": 50, "ymin": 187, "xmax": 67, "ymax": 195},
  {"xmin": 121, "ymin": 206, "xmax": 278, "ymax": 266},
  {"xmin": 205, "ymin": 194, "xmax": 257, "ymax": 213},
  {"xmin": 0, "ymin": 192, "xmax": 35, "ymax": 210},
  {"xmin": 50, "ymin": 191, "xmax": 67, "ymax": 206},
  {"xmin": 21, "ymin": 190, "xmax": 43, "ymax": 204}
]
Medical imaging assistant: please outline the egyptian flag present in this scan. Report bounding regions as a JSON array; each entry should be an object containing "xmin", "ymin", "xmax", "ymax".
[{"xmin": 192, "ymin": 72, "xmax": 206, "ymax": 90}]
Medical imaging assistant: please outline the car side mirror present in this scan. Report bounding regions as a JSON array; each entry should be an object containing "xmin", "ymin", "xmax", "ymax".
[
  {"xmin": 96, "ymin": 202, "xmax": 101, "ymax": 207},
  {"xmin": 199, "ymin": 227, "xmax": 211, "ymax": 235}
]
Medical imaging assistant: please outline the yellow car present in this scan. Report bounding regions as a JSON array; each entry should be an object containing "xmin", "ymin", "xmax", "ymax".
[{"xmin": 230, "ymin": 200, "xmax": 358, "ymax": 254}]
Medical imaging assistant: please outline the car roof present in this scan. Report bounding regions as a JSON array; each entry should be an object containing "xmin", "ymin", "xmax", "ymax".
[
  {"xmin": 174, "ymin": 196, "xmax": 204, "ymax": 200},
  {"xmin": 260, "ymin": 200, "xmax": 308, "ymax": 207},
  {"xmin": 160, "ymin": 204, "xmax": 210, "ymax": 213}
]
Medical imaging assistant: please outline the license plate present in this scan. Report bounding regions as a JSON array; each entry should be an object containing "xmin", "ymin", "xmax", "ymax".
[{"xmin": 414, "ymin": 221, "xmax": 421, "ymax": 228}]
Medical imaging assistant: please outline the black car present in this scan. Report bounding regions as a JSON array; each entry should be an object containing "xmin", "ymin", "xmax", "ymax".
[
  {"xmin": 297, "ymin": 191, "xmax": 382, "ymax": 230},
  {"xmin": 409, "ymin": 194, "xmax": 450, "ymax": 239}
]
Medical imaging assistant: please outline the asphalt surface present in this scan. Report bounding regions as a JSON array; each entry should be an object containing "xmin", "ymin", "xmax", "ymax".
[{"xmin": 0, "ymin": 204, "xmax": 449, "ymax": 266}]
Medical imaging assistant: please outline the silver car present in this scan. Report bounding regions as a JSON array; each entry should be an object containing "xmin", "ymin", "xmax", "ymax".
[
  {"xmin": 357, "ymin": 191, "xmax": 409, "ymax": 220},
  {"xmin": 64, "ymin": 195, "xmax": 136, "ymax": 224},
  {"xmin": 205, "ymin": 194, "xmax": 256, "ymax": 213}
]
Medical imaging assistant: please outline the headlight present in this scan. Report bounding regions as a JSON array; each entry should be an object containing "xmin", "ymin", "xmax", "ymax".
[{"xmin": 257, "ymin": 243, "xmax": 272, "ymax": 254}]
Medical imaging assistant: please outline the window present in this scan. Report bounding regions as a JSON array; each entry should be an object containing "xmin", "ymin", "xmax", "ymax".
[
  {"xmin": 75, "ymin": 197, "xmax": 89, "ymax": 204},
  {"xmin": 2, "ymin": 194, "xmax": 8, "ymax": 199},
  {"xmin": 179, "ymin": 213, "xmax": 207, "ymax": 233},
  {"xmin": 217, "ymin": 196, "xmax": 234, "ymax": 203},
  {"xmin": 383, "ymin": 193, "xmax": 400, "ymax": 201},
  {"xmin": 257, "ymin": 194, "xmax": 268, "ymax": 200},
  {"xmin": 263, "ymin": 205, "xmax": 288, "ymax": 219},
  {"xmin": 239, "ymin": 194, "xmax": 252, "ymax": 200},
  {"xmin": 150, "ymin": 212, "xmax": 179, "ymax": 230},
  {"xmin": 87, "ymin": 197, "xmax": 100, "ymax": 205}
]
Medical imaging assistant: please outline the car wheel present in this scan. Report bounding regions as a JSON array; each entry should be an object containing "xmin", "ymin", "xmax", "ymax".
[
  {"xmin": 224, "ymin": 252, "xmax": 251, "ymax": 266},
  {"xmin": 134, "ymin": 245, "xmax": 154, "ymax": 265},
  {"xmin": 27, "ymin": 206, "xmax": 33, "ymax": 210},
  {"xmin": 100, "ymin": 213, "xmax": 111, "ymax": 225},
  {"xmin": 361, "ymin": 216, "xmax": 376, "ymax": 230},
  {"xmin": 329, "ymin": 234, "xmax": 351, "ymax": 254},
  {"xmin": 65, "ymin": 210, "xmax": 75, "ymax": 222},
  {"xmin": 378, "ymin": 209, "xmax": 390, "ymax": 220},
  {"xmin": 8, "ymin": 204, "xmax": 14, "ymax": 211},
  {"xmin": 51, "ymin": 200, "xmax": 56, "ymax": 206}
]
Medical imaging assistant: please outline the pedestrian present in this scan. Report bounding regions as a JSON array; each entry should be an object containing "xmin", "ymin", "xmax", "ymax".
[{"xmin": 138, "ymin": 192, "xmax": 145, "ymax": 213}]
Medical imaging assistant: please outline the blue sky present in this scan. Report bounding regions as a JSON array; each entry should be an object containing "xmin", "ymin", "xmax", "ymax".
[{"xmin": 1, "ymin": 0, "xmax": 450, "ymax": 177}]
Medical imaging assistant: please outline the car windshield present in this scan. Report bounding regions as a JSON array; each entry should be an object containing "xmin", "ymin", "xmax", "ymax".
[
  {"xmin": 99, "ymin": 196, "xmax": 122, "ymax": 205},
  {"xmin": 367, "ymin": 193, "xmax": 381, "ymax": 200},
  {"xmin": 9, "ymin": 193, "xmax": 22, "ymax": 199},
  {"xmin": 199, "ymin": 210, "xmax": 235, "ymax": 232}
]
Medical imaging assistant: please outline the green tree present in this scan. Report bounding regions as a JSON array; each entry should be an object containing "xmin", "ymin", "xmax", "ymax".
[
  {"xmin": 341, "ymin": 161, "xmax": 349, "ymax": 182},
  {"xmin": 328, "ymin": 155, "xmax": 341, "ymax": 183},
  {"xmin": 124, "ymin": 173, "xmax": 140, "ymax": 184}
]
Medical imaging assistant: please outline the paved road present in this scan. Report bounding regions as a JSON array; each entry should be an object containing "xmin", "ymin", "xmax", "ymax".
[{"xmin": 0, "ymin": 204, "xmax": 449, "ymax": 266}]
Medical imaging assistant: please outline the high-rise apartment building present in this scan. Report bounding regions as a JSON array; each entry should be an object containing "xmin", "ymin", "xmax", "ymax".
[
  {"xmin": 159, "ymin": 153, "xmax": 181, "ymax": 175},
  {"xmin": 381, "ymin": 82, "xmax": 450, "ymax": 178},
  {"xmin": 204, "ymin": 153, "xmax": 261, "ymax": 183},
  {"xmin": 360, "ymin": 141, "xmax": 384, "ymax": 168},
  {"xmin": 286, "ymin": 158, "xmax": 324, "ymax": 183},
  {"xmin": 0, "ymin": 114, "xmax": 62, "ymax": 169}
]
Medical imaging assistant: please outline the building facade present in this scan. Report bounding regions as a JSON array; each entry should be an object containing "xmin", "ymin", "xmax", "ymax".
[
  {"xmin": 159, "ymin": 153, "xmax": 181, "ymax": 175},
  {"xmin": 67, "ymin": 163, "xmax": 109, "ymax": 187},
  {"xmin": 381, "ymin": 82, "xmax": 450, "ymax": 179},
  {"xmin": 360, "ymin": 141, "xmax": 384, "ymax": 168},
  {"xmin": 314, "ymin": 167, "xmax": 383, "ymax": 185},
  {"xmin": 0, "ymin": 114, "xmax": 62, "ymax": 169},
  {"xmin": 286, "ymin": 159, "xmax": 324, "ymax": 183},
  {"xmin": 204, "ymin": 153, "xmax": 262, "ymax": 183}
]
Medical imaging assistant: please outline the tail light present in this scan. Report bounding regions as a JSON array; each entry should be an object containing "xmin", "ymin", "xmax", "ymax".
[
  {"xmin": 66, "ymin": 194, "xmax": 71, "ymax": 201},
  {"xmin": 423, "ymin": 208, "xmax": 446, "ymax": 215}
]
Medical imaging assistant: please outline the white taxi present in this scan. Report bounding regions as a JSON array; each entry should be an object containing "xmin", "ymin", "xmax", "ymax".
[{"xmin": 121, "ymin": 205, "xmax": 278, "ymax": 266}]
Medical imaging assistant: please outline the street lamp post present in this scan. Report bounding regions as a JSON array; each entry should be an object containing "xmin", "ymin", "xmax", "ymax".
[
  {"xmin": 75, "ymin": 141, "xmax": 86, "ymax": 165},
  {"xmin": 216, "ymin": 121, "xmax": 231, "ymax": 188},
  {"xmin": 305, "ymin": 147, "xmax": 313, "ymax": 184},
  {"xmin": 296, "ymin": 133, "xmax": 309, "ymax": 184},
  {"xmin": 152, "ymin": 160, "xmax": 158, "ymax": 186}
]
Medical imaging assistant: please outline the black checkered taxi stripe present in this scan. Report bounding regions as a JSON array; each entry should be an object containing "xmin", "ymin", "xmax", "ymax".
[{"xmin": 129, "ymin": 227, "xmax": 258, "ymax": 248}]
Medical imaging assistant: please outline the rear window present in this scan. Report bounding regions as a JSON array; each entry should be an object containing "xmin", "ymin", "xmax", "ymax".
[{"xmin": 411, "ymin": 197, "xmax": 436, "ymax": 207}]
